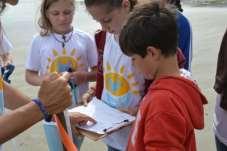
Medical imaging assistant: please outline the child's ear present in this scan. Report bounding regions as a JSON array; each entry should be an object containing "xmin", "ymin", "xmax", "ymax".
[
  {"xmin": 146, "ymin": 46, "xmax": 161, "ymax": 60},
  {"xmin": 122, "ymin": 0, "xmax": 130, "ymax": 9}
]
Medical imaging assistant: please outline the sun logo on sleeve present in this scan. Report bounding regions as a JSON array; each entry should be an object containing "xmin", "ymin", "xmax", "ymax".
[
  {"xmin": 46, "ymin": 48, "xmax": 84, "ymax": 73},
  {"xmin": 104, "ymin": 62, "xmax": 140, "ymax": 97}
]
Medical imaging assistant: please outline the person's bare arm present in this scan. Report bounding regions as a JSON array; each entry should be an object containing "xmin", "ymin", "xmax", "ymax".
[
  {"xmin": 4, "ymin": 82, "xmax": 30, "ymax": 109},
  {"xmin": 70, "ymin": 66, "xmax": 97, "ymax": 85},
  {"xmin": 25, "ymin": 70, "xmax": 43, "ymax": 86},
  {"xmin": 87, "ymin": 66, "xmax": 97, "ymax": 81},
  {"xmin": 0, "ymin": 102, "xmax": 42, "ymax": 144}
]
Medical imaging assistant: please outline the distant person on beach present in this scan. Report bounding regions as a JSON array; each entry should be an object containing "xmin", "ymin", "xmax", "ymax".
[
  {"xmin": 213, "ymin": 29, "xmax": 227, "ymax": 151},
  {"xmin": 119, "ymin": 2, "xmax": 207, "ymax": 150},
  {"xmin": 25, "ymin": 0, "xmax": 97, "ymax": 149},
  {"xmin": 0, "ymin": 0, "xmax": 16, "ymax": 83}
]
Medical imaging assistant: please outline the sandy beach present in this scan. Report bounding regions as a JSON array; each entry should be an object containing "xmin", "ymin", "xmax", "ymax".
[{"xmin": 1, "ymin": 0, "xmax": 227, "ymax": 150}]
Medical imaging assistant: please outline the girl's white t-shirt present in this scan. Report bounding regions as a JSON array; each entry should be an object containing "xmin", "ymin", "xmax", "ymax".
[
  {"xmin": 26, "ymin": 29, "xmax": 97, "ymax": 98},
  {"xmin": 101, "ymin": 33, "xmax": 145, "ymax": 151}
]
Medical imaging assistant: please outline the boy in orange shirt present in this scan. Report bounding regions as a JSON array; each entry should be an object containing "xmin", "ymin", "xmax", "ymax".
[{"xmin": 119, "ymin": 2, "xmax": 207, "ymax": 151}]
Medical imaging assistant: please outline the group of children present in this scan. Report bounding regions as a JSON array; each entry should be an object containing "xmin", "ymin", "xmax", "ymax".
[{"xmin": 3, "ymin": 0, "xmax": 211, "ymax": 151}]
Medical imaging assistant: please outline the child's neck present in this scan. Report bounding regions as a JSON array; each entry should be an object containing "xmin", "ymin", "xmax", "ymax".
[
  {"xmin": 155, "ymin": 55, "xmax": 180, "ymax": 79},
  {"xmin": 53, "ymin": 27, "xmax": 73, "ymax": 35}
]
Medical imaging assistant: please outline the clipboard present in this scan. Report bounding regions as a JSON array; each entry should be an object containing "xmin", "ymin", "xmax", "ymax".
[
  {"xmin": 68, "ymin": 97, "xmax": 136, "ymax": 141},
  {"xmin": 77, "ymin": 128, "xmax": 106, "ymax": 141}
]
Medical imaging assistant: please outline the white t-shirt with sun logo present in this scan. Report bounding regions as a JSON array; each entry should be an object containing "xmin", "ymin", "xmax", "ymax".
[
  {"xmin": 25, "ymin": 29, "xmax": 97, "ymax": 100},
  {"xmin": 102, "ymin": 33, "xmax": 145, "ymax": 151}
]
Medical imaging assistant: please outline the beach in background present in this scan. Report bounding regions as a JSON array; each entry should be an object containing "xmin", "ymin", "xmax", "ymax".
[{"xmin": 1, "ymin": 0, "xmax": 227, "ymax": 150}]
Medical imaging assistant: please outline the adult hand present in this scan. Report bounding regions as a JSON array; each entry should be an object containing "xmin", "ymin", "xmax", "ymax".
[
  {"xmin": 70, "ymin": 112, "xmax": 96, "ymax": 136},
  {"xmin": 70, "ymin": 112, "xmax": 96, "ymax": 126},
  {"xmin": 38, "ymin": 72, "xmax": 72, "ymax": 114},
  {"xmin": 80, "ymin": 87, "xmax": 95, "ymax": 106}
]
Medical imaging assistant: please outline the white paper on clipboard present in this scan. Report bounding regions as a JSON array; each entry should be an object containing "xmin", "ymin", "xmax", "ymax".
[{"xmin": 68, "ymin": 97, "xmax": 135, "ymax": 135}]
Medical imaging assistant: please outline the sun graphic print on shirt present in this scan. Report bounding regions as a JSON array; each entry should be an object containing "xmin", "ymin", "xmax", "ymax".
[
  {"xmin": 103, "ymin": 62, "xmax": 140, "ymax": 108},
  {"xmin": 46, "ymin": 48, "xmax": 84, "ymax": 73}
]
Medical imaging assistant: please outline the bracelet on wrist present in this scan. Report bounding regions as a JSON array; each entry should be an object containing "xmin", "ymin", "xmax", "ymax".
[{"xmin": 32, "ymin": 99, "xmax": 52, "ymax": 122}]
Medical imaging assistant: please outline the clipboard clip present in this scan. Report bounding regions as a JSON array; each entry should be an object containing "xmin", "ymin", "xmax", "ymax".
[
  {"xmin": 114, "ymin": 119, "xmax": 129, "ymax": 124},
  {"xmin": 103, "ymin": 119, "xmax": 129, "ymax": 133}
]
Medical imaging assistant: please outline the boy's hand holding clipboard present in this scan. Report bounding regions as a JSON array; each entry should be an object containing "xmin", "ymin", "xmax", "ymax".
[{"xmin": 68, "ymin": 97, "xmax": 136, "ymax": 141}]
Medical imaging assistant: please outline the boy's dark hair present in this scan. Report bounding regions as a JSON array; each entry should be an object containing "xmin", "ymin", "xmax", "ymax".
[
  {"xmin": 84, "ymin": 0, "xmax": 137, "ymax": 11},
  {"xmin": 119, "ymin": 1, "xmax": 178, "ymax": 58},
  {"xmin": 167, "ymin": 0, "xmax": 183, "ymax": 12}
]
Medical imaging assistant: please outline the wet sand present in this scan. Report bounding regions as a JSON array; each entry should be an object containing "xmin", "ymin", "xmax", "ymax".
[{"xmin": 2, "ymin": 0, "xmax": 227, "ymax": 150}]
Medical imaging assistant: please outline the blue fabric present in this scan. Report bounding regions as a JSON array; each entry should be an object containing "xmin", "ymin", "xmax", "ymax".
[
  {"xmin": 0, "ymin": 78, "xmax": 4, "ymax": 115},
  {"xmin": 43, "ymin": 121, "xmax": 84, "ymax": 151},
  {"xmin": 70, "ymin": 82, "xmax": 79, "ymax": 107},
  {"xmin": 1, "ymin": 64, "xmax": 15, "ymax": 83},
  {"xmin": 107, "ymin": 145, "xmax": 121, "ymax": 151},
  {"xmin": 72, "ymin": 131, "xmax": 84, "ymax": 149},
  {"xmin": 43, "ymin": 121, "xmax": 64, "ymax": 151},
  {"xmin": 215, "ymin": 135, "xmax": 227, "ymax": 151},
  {"xmin": 43, "ymin": 59, "xmax": 81, "ymax": 151},
  {"xmin": 0, "ymin": 91, "xmax": 4, "ymax": 114},
  {"xmin": 176, "ymin": 11, "xmax": 192, "ymax": 71}
]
